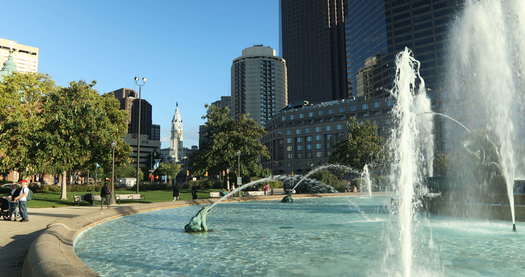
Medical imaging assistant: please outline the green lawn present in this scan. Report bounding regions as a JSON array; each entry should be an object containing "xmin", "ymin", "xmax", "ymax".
[{"xmin": 28, "ymin": 189, "xmax": 220, "ymax": 208}]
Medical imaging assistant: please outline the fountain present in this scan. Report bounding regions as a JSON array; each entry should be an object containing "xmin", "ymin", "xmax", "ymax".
[
  {"xmin": 386, "ymin": 47, "xmax": 434, "ymax": 277},
  {"xmin": 361, "ymin": 164, "xmax": 372, "ymax": 198},
  {"xmin": 443, "ymin": 0, "xmax": 524, "ymax": 231},
  {"xmin": 184, "ymin": 177, "xmax": 276, "ymax": 232}
]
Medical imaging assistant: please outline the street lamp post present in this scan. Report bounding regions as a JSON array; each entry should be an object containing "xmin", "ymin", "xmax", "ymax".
[
  {"xmin": 110, "ymin": 141, "xmax": 117, "ymax": 204},
  {"xmin": 134, "ymin": 76, "xmax": 148, "ymax": 193}
]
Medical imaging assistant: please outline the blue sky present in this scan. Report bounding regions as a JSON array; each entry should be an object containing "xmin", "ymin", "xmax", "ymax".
[{"xmin": 2, "ymin": 0, "xmax": 280, "ymax": 147}]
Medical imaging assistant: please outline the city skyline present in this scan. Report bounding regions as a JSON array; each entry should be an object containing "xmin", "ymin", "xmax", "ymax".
[{"xmin": 1, "ymin": 0, "xmax": 280, "ymax": 148}]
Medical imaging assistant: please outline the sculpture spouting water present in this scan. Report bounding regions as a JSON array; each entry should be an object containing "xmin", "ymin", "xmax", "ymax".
[{"xmin": 184, "ymin": 164, "xmax": 365, "ymax": 232}]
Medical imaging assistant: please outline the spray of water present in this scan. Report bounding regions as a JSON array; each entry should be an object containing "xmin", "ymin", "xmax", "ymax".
[
  {"xmin": 361, "ymin": 164, "xmax": 373, "ymax": 198},
  {"xmin": 446, "ymin": 0, "xmax": 523, "ymax": 229},
  {"xmin": 388, "ymin": 47, "xmax": 434, "ymax": 277},
  {"xmin": 208, "ymin": 177, "xmax": 277, "ymax": 211},
  {"xmin": 290, "ymin": 164, "xmax": 360, "ymax": 192}
]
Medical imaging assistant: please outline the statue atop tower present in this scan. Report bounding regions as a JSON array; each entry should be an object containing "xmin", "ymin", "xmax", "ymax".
[{"xmin": 170, "ymin": 102, "xmax": 184, "ymax": 162}]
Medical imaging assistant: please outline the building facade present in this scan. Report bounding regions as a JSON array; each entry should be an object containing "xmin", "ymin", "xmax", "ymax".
[
  {"xmin": 263, "ymin": 96, "xmax": 393, "ymax": 174},
  {"xmin": 170, "ymin": 103, "xmax": 184, "ymax": 162},
  {"xmin": 0, "ymin": 38, "xmax": 39, "ymax": 73},
  {"xmin": 231, "ymin": 45, "xmax": 288, "ymax": 127},
  {"xmin": 346, "ymin": 0, "xmax": 463, "ymax": 99},
  {"xmin": 109, "ymin": 88, "xmax": 161, "ymax": 169},
  {"xmin": 211, "ymin": 96, "xmax": 232, "ymax": 111},
  {"xmin": 280, "ymin": 0, "xmax": 348, "ymax": 103}
]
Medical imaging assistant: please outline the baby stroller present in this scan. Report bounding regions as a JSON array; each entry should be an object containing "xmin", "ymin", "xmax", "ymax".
[{"xmin": 1, "ymin": 198, "xmax": 11, "ymax": 220}]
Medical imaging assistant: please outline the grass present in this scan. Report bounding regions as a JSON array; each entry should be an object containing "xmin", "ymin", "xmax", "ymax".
[{"xmin": 28, "ymin": 189, "xmax": 221, "ymax": 208}]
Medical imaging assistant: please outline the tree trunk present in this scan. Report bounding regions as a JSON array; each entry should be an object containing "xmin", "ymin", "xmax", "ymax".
[{"xmin": 60, "ymin": 171, "xmax": 67, "ymax": 200}]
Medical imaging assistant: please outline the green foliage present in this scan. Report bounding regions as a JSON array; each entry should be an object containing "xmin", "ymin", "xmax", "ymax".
[
  {"xmin": 0, "ymin": 73, "xmax": 55, "ymax": 174},
  {"xmin": 330, "ymin": 117, "xmax": 383, "ymax": 170},
  {"xmin": 190, "ymin": 105, "xmax": 269, "ymax": 178},
  {"xmin": 115, "ymin": 164, "xmax": 143, "ymax": 180},
  {"xmin": 40, "ymin": 81, "xmax": 130, "ymax": 175},
  {"xmin": 156, "ymin": 162, "xmax": 181, "ymax": 182},
  {"xmin": 311, "ymin": 170, "xmax": 348, "ymax": 192}
]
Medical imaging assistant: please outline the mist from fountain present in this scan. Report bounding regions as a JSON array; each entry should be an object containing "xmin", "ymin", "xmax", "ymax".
[
  {"xmin": 445, "ymin": 0, "xmax": 525, "ymax": 229},
  {"xmin": 361, "ymin": 164, "xmax": 372, "ymax": 198},
  {"xmin": 387, "ymin": 47, "xmax": 435, "ymax": 277}
]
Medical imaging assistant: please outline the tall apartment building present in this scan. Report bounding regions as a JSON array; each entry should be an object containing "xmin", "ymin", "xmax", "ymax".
[
  {"xmin": 280, "ymin": 0, "xmax": 348, "ymax": 103},
  {"xmin": 109, "ymin": 88, "xmax": 161, "ymax": 169},
  {"xmin": 0, "ymin": 39, "xmax": 39, "ymax": 73},
  {"xmin": 231, "ymin": 45, "xmax": 288, "ymax": 127},
  {"xmin": 346, "ymin": 0, "xmax": 463, "ymax": 99}
]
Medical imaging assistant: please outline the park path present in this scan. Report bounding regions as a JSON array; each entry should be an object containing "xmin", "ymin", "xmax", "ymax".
[{"xmin": 0, "ymin": 205, "xmax": 115, "ymax": 276}]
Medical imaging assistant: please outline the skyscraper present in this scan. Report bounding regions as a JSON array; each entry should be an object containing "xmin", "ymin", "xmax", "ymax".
[
  {"xmin": 280, "ymin": 0, "xmax": 348, "ymax": 104},
  {"xmin": 109, "ymin": 88, "xmax": 160, "ymax": 169},
  {"xmin": 170, "ymin": 103, "xmax": 184, "ymax": 162},
  {"xmin": 346, "ymin": 0, "xmax": 463, "ymax": 98},
  {"xmin": 0, "ymin": 38, "xmax": 39, "ymax": 73},
  {"xmin": 231, "ymin": 45, "xmax": 288, "ymax": 127}
]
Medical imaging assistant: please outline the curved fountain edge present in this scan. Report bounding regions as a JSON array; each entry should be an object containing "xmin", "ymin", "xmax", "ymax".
[{"xmin": 21, "ymin": 192, "xmax": 376, "ymax": 277}]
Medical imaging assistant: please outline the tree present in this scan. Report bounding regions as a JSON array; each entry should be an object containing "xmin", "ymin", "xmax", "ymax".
[
  {"xmin": 40, "ymin": 81, "xmax": 130, "ymax": 199},
  {"xmin": 330, "ymin": 117, "xmax": 383, "ymax": 170},
  {"xmin": 156, "ymin": 162, "xmax": 181, "ymax": 184},
  {"xmin": 190, "ymin": 105, "xmax": 269, "ymax": 179},
  {"xmin": 0, "ymin": 72, "xmax": 56, "ymax": 175}
]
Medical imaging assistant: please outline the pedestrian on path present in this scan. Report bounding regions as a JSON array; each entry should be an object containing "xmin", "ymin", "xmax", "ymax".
[
  {"xmin": 172, "ymin": 183, "xmax": 180, "ymax": 201},
  {"xmin": 13, "ymin": 180, "xmax": 29, "ymax": 222},
  {"xmin": 100, "ymin": 180, "xmax": 111, "ymax": 209}
]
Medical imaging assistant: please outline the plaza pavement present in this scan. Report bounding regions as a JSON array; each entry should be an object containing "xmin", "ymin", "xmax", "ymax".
[{"xmin": 0, "ymin": 193, "xmax": 369, "ymax": 277}]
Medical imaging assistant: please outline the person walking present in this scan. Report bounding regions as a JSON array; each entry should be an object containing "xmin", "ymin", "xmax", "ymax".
[
  {"xmin": 172, "ymin": 183, "xmax": 180, "ymax": 201},
  {"xmin": 13, "ymin": 180, "xmax": 29, "ymax": 222}
]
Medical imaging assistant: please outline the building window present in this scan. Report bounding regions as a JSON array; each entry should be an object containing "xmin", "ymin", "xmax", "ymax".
[
  {"xmin": 286, "ymin": 130, "xmax": 291, "ymax": 135},
  {"xmin": 316, "ymin": 143, "xmax": 322, "ymax": 150},
  {"xmin": 286, "ymin": 146, "xmax": 293, "ymax": 151},
  {"xmin": 326, "ymin": 125, "xmax": 332, "ymax": 131},
  {"xmin": 316, "ymin": 152, "xmax": 323, "ymax": 158},
  {"xmin": 336, "ymin": 124, "xmax": 343, "ymax": 130},
  {"xmin": 297, "ymin": 145, "xmax": 304, "ymax": 150},
  {"xmin": 296, "ymin": 129, "xmax": 302, "ymax": 135},
  {"xmin": 362, "ymin": 104, "xmax": 368, "ymax": 110},
  {"xmin": 299, "ymin": 113, "xmax": 304, "ymax": 118},
  {"xmin": 307, "ymin": 144, "xmax": 312, "ymax": 150},
  {"xmin": 373, "ymin": 102, "xmax": 380, "ymax": 108},
  {"xmin": 296, "ymin": 137, "xmax": 303, "ymax": 143},
  {"xmin": 287, "ymin": 138, "xmax": 292, "ymax": 143},
  {"xmin": 306, "ymin": 136, "xmax": 313, "ymax": 142},
  {"xmin": 304, "ymin": 128, "xmax": 310, "ymax": 133},
  {"xmin": 308, "ymin": 112, "xmax": 314, "ymax": 117},
  {"xmin": 316, "ymin": 135, "xmax": 321, "ymax": 141},
  {"xmin": 315, "ymin": 127, "xmax": 321, "ymax": 132}
]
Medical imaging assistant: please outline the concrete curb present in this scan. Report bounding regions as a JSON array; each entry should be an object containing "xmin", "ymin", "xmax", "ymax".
[{"xmin": 20, "ymin": 193, "xmax": 371, "ymax": 277}]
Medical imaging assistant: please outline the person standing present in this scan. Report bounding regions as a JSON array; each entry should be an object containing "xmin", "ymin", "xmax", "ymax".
[
  {"xmin": 172, "ymin": 183, "xmax": 180, "ymax": 201},
  {"xmin": 13, "ymin": 180, "xmax": 29, "ymax": 222},
  {"xmin": 8, "ymin": 183, "xmax": 21, "ymax": 221},
  {"xmin": 100, "ymin": 180, "xmax": 111, "ymax": 209},
  {"xmin": 263, "ymin": 184, "xmax": 270, "ymax": 196}
]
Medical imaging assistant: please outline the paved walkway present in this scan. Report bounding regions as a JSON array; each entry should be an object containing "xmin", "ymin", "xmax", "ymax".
[{"xmin": 0, "ymin": 205, "xmax": 115, "ymax": 276}]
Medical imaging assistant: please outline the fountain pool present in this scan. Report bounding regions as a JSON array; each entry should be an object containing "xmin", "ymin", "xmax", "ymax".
[{"xmin": 75, "ymin": 197, "xmax": 524, "ymax": 277}]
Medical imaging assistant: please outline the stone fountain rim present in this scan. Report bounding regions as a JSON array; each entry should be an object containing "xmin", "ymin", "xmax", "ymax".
[{"xmin": 21, "ymin": 192, "xmax": 375, "ymax": 277}]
